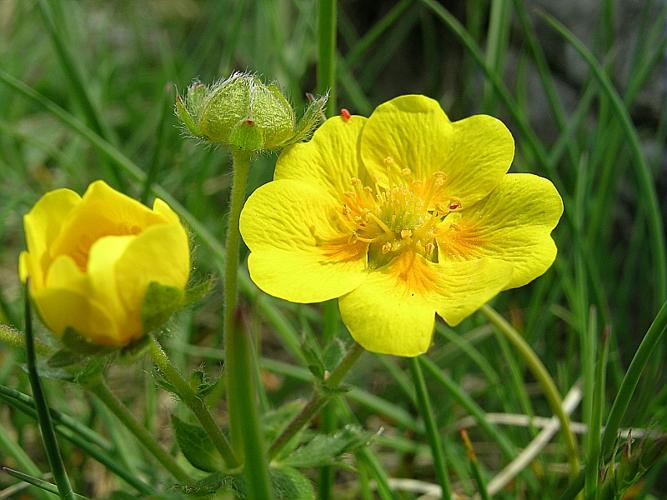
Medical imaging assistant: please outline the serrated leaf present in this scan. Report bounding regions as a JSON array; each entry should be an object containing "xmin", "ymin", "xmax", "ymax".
[
  {"xmin": 178, "ymin": 467, "xmax": 314, "ymax": 499},
  {"xmin": 189, "ymin": 367, "xmax": 218, "ymax": 398},
  {"xmin": 141, "ymin": 282, "xmax": 184, "ymax": 334},
  {"xmin": 280, "ymin": 425, "xmax": 371, "ymax": 468},
  {"xmin": 172, "ymin": 415, "xmax": 224, "ymax": 472}
]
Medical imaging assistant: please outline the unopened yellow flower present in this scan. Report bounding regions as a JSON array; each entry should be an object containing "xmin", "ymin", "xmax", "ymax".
[
  {"xmin": 240, "ymin": 95, "xmax": 563, "ymax": 356},
  {"xmin": 19, "ymin": 180, "xmax": 190, "ymax": 347}
]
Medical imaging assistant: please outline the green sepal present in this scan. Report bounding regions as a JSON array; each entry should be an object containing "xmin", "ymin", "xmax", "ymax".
[
  {"xmin": 183, "ymin": 277, "xmax": 215, "ymax": 307},
  {"xmin": 178, "ymin": 467, "xmax": 314, "ymax": 499},
  {"xmin": 230, "ymin": 118, "xmax": 264, "ymax": 151},
  {"xmin": 141, "ymin": 282, "xmax": 184, "ymax": 334},
  {"xmin": 61, "ymin": 327, "xmax": 115, "ymax": 356},
  {"xmin": 285, "ymin": 94, "xmax": 327, "ymax": 146},
  {"xmin": 279, "ymin": 425, "xmax": 372, "ymax": 468},
  {"xmin": 175, "ymin": 96, "xmax": 199, "ymax": 136},
  {"xmin": 117, "ymin": 335, "xmax": 152, "ymax": 364},
  {"xmin": 47, "ymin": 349, "xmax": 89, "ymax": 369},
  {"xmin": 172, "ymin": 415, "xmax": 224, "ymax": 472}
]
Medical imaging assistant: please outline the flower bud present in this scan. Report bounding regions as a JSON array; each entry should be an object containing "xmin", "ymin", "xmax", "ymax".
[
  {"xmin": 176, "ymin": 72, "xmax": 327, "ymax": 152},
  {"xmin": 19, "ymin": 181, "xmax": 190, "ymax": 347}
]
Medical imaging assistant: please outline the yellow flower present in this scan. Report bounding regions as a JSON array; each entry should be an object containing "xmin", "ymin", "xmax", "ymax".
[
  {"xmin": 240, "ymin": 95, "xmax": 563, "ymax": 357},
  {"xmin": 19, "ymin": 180, "xmax": 190, "ymax": 347}
]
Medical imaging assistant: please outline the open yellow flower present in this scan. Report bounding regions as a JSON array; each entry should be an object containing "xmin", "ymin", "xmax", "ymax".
[
  {"xmin": 240, "ymin": 95, "xmax": 563, "ymax": 356},
  {"xmin": 19, "ymin": 180, "xmax": 190, "ymax": 347}
]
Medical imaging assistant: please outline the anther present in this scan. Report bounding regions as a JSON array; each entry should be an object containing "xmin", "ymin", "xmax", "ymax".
[
  {"xmin": 381, "ymin": 242, "xmax": 392, "ymax": 254},
  {"xmin": 383, "ymin": 156, "xmax": 394, "ymax": 165},
  {"xmin": 448, "ymin": 198, "xmax": 461, "ymax": 210},
  {"xmin": 401, "ymin": 168, "xmax": 412, "ymax": 177},
  {"xmin": 400, "ymin": 229, "xmax": 412, "ymax": 240}
]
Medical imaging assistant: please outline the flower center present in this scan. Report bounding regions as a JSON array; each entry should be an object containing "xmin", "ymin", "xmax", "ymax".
[{"xmin": 340, "ymin": 169, "xmax": 461, "ymax": 269}]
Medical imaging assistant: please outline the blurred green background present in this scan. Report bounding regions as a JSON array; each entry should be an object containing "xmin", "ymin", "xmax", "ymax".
[{"xmin": 0, "ymin": 0, "xmax": 666, "ymax": 498}]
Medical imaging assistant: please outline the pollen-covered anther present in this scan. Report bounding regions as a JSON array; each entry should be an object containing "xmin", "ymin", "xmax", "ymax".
[
  {"xmin": 381, "ymin": 242, "xmax": 392, "ymax": 254},
  {"xmin": 383, "ymin": 156, "xmax": 395, "ymax": 165},
  {"xmin": 400, "ymin": 229, "xmax": 413, "ymax": 240}
]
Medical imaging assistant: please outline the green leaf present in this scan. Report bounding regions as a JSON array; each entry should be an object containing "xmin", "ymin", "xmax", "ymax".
[
  {"xmin": 179, "ymin": 467, "xmax": 314, "ymax": 499},
  {"xmin": 141, "ymin": 282, "xmax": 184, "ymax": 334},
  {"xmin": 301, "ymin": 335, "xmax": 325, "ymax": 380},
  {"xmin": 280, "ymin": 425, "xmax": 371, "ymax": 468},
  {"xmin": 172, "ymin": 415, "xmax": 224, "ymax": 472}
]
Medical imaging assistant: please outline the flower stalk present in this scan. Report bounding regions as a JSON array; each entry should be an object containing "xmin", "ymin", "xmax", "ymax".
[
  {"xmin": 268, "ymin": 342, "xmax": 365, "ymax": 459},
  {"xmin": 480, "ymin": 304, "xmax": 580, "ymax": 478},
  {"xmin": 223, "ymin": 150, "xmax": 273, "ymax": 499},
  {"xmin": 149, "ymin": 337, "xmax": 239, "ymax": 468}
]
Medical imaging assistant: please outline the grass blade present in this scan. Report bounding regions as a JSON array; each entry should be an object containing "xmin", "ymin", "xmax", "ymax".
[
  {"xmin": 537, "ymin": 9, "xmax": 667, "ymax": 308},
  {"xmin": 23, "ymin": 284, "xmax": 76, "ymax": 500},
  {"xmin": 409, "ymin": 357, "xmax": 452, "ymax": 498}
]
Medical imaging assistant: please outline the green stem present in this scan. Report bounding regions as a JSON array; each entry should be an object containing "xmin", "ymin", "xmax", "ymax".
[
  {"xmin": 409, "ymin": 357, "xmax": 451, "ymax": 499},
  {"xmin": 268, "ymin": 342, "xmax": 364, "ymax": 459},
  {"xmin": 149, "ymin": 337, "xmax": 239, "ymax": 468},
  {"xmin": 224, "ymin": 150, "xmax": 273, "ymax": 499},
  {"xmin": 480, "ymin": 305, "xmax": 580, "ymax": 478},
  {"xmin": 85, "ymin": 376, "xmax": 190, "ymax": 483},
  {"xmin": 318, "ymin": 0, "xmax": 337, "ymax": 115},
  {"xmin": 24, "ymin": 285, "xmax": 76, "ymax": 500}
]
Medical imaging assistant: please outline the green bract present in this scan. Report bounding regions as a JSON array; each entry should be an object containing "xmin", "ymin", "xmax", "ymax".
[{"xmin": 176, "ymin": 72, "xmax": 327, "ymax": 152}]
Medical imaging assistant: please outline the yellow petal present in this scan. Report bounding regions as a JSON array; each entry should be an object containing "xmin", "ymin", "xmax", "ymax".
[
  {"xmin": 240, "ymin": 180, "xmax": 366, "ymax": 302},
  {"xmin": 87, "ymin": 235, "xmax": 136, "ymax": 337},
  {"xmin": 338, "ymin": 273, "xmax": 436, "ymax": 357},
  {"xmin": 49, "ymin": 180, "xmax": 168, "ymax": 268},
  {"xmin": 153, "ymin": 198, "xmax": 182, "ymax": 225},
  {"xmin": 31, "ymin": 287, "xmax": 120, "ymax": 346},
  {"xmin": 37, "ymin": 256, "xmax": 120, "ymax": 344},
  {"xmin": 361, "ymin": 94, "xmax": 513, "ymax": 207},
  {"xmin": 433, "ymin": 258, "xmax": 513, "ymax": 325},
  {"xmin": 338, "ymin": 251, "xmax": 512, "ymax": 356},
  {"xmin": 274, "ymin": 115, "xmax": 368, "ymax": 198},
  {"xmin": 438, "ymin": 173, "xmax": 563, "ymax": 289},
  {"xmin": 22, "ymin": 188, "xmax": 81, "ymax": 287},
  {"xmin": 114, "ymin": 223, "xmax": 190, "ymax": 320}
]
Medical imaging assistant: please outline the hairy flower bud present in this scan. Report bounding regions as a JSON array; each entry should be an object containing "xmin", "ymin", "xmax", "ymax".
[{"xmin": 176, "ymin": 72, "xmax": 327, "ymax": 152}]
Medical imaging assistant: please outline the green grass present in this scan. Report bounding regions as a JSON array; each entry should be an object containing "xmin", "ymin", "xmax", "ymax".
[{"xmin": 0, "ymin": 0, "xmax": 666, "ymax": 498}]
